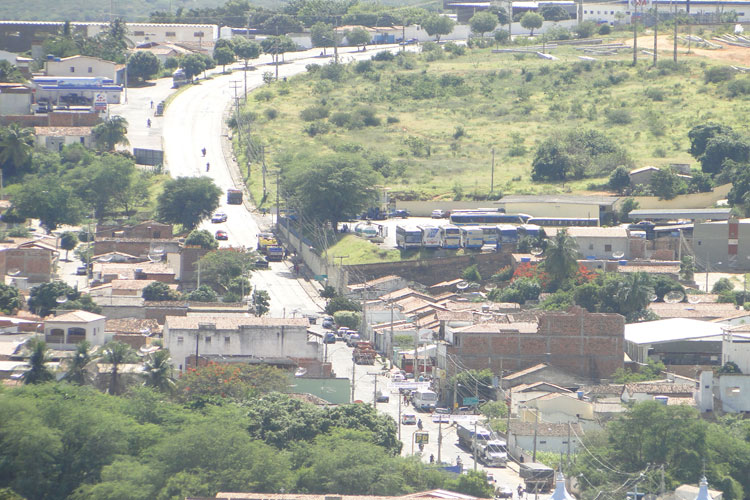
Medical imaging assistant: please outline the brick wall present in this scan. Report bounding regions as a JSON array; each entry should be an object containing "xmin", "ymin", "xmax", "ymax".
[
  {"xmin": 448, "ymin": 306, "xmax": 624, "ymax": 381},
  {"xmin": 48, "ymin": 111, "xmax": 100, "ymax": 127},
  {"xmin": 345, "ymin": 251, "xmax": 513, "ymax": 287},
  {"xmin": 0, "ymin": 247, "xmax": 55, "ymax": 283}
]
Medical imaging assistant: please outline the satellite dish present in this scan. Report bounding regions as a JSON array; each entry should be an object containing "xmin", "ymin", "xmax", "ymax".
[
  {"xmin": 55, "ymin": 295, "xmax": 68, "ymax": 304},
  {"xmin": 456, "ymin": 281, "xmax": 470, "ymax": 291},
  {"xmin": 648, "ymin": 292, "xmax": 659, "ymax": 302},
  {"xmin": 6, "ymin": 268, "xmax": 20, "ymax": 277},
  {"xmin": 612, "ymin": 251, "xmax": 625, "ymax": 259},
  {"xmin": 687, "ymin": 294, "xmax": 702, "ymax": 304},
  {"xmin": 530, "ymin": 247, "xmax": 544, "ymax": 257},
  {"xmin": 294, "ymin": 367, "xmax": 308, "ymax": 377},
  {"xmin": 98, "ymin": 254, "xmax": 113, "ymax": 262},
  {"xmin": 664, "ymin": 291, "xmax": 685, "ymax": 304}
]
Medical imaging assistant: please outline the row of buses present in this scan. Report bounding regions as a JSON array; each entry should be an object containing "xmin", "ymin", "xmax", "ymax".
[
  {"xmin": 447, "ymin": 210, "xmax": 599, "ymax": 227},
  {"xmin": 395, "ymin": 223, "xmax": 543, "ymax": 250}
]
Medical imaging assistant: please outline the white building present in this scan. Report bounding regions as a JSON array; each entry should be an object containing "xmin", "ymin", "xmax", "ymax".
[
  {"xmin": 697, "ymin": 325, "xmax": 750, "ymax": 413},
  {"xmin": 507, "ymin": 421, "xmax": 582, "ymax": 457},
  {"xmin": 45, "ymin": 55, "xmax": 125, "ymax": 84},
  {"xmin": 84, "ymin": 22, "xmax": 219, "ymax": 46},
  {"xmin": 34, "ymin": 126, "xmax": 93, "ymax": 151},
  {"xmin": 163, "ymin": 315, "xmax": 321, "ymax": 371},
  {"xmin": 43, "ymin": 310, "xmax": 108, "ymax": 349},
  {"xmin": 546, "ymin": 226, "xmax": 630, "ymax": 260},
  {"xmin": 582, "ymin": 0, "xmax": 750, "ymax": 26}
]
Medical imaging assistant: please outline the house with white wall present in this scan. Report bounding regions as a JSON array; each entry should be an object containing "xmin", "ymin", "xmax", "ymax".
[
  {"xmin": 45, "ymin": 55, "xmax": 126, "ymax": 84},
  {"xmin": 44, "ymin": 310, "xmax": 108, "ymax": 349},
  {"xmin": 507, "ymin": 421, "xmax": 583, "ymax": 458}
]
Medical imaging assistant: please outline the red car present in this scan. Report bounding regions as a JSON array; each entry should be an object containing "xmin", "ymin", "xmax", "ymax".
[{"xmin": 215, "ymin": 230, "xmax": 228, "ymax": 240}]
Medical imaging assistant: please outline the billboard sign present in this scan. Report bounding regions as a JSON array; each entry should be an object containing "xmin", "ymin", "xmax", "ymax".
[{"xmin": 94, "ymin": 93, "xmax": 107, "ymax": 111}]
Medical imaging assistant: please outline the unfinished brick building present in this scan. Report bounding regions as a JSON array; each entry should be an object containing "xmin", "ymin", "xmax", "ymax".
[{"xmin": 439, "ymin": 306, "xmax": 624, "ymax": 382}]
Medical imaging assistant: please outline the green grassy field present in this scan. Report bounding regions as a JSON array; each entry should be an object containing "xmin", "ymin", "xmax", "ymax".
[{"xmin": 237, "ymin": 36, "xmax": 750, "ymax": 207}]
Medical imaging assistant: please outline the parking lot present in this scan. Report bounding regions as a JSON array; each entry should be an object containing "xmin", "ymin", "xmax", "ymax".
[{"xmin": 344, "ymin": 215, "xmax": 457, "ymax": 250}]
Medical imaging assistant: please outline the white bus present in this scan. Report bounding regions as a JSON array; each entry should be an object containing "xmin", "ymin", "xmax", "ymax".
[
  {"xmin": 461, "ymin": 227, "xmax": 484, "ymax": 249},
  {"xmin": 440, "ymin": 225, "xmax": 461, "ymax": 249},
  {"xmin": 413, "ymin": 389, "xmax": 438, "ymax": 411},
  {"xmin": 396, "ymin": 224, "xmax": 422, "ymax": 249},
  {"xmin": 418, "ymin": 225, "xmax": 441, "ymax": 248},
  {"xmin": 479, "ymin": 225, "xmax": 499, "ymax": 247}
]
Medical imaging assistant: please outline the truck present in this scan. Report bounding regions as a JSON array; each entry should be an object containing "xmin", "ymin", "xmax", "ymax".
[
  {"xmin": 456, "ymin": 424, "xmax": 508, "ymax": 466},
  {"xmin": 257, "ymin": 232, "xmax": 278, "ymax": 253},
  {"xmin": 266, "ymin": 245, "xmax": 284, "ymax": 262},
  {"xmin": 227, "ymin": 189, "xmax": 243, "ymax": 204},
  {"xmin": 519, "ymin": 462, "xmax": 555, "ymax": 493},
  {"xmin": 412, "ymin": 389, "xmax": 438, "ymax": 412},
  {"xmin": 353, "ymin": 340, "xmax": 376, "ymax": 365}
]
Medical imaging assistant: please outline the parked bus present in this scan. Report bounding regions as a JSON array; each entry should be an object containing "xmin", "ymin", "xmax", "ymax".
[
  {"xmin": 498, "ymin": 224, "xmax": 519, "ymax": 244},
  {"xmin": 450, "ymin": 211, "xmax": 531, "ymax": 226},
  {"xmin": 172, "ymin": 69, "xmax": 189, "ymax": 88},
  {"xmin": 518, "ymin": 224, "xmax": 542, "ymax": 238},
  {"xmin": 354, "ymin": 222, "xmax": 379, "ymax": 239},
  {"xmin": 413, "ymin": 389, "xmax": 438, "ymax": 411},
  {"xmin": 418, "ymin": 225, "xmax": 441, "ymax": 248},
  {"xmin": 460, "ymin": 227, "xmax": 484, "ymax": 249},
  {"xmin": 527, "ymin": 217, "xmax": 599, "ymax": 227},
  {"xmin": 440, "ymin": 225, "xmax": 461, "ymax": 249},
  {"xmin": 479, "ymin": 225, "xmax": 499, "ymax": 247},
  {"xmin": 396, "ymin": 224, "xmax": 422, "ymax": 249}
]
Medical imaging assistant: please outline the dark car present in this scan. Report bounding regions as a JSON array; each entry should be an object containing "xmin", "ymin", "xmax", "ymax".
[
  {"xmin": 254, "ymin": 258, "xmax": 269, "ymax": 269},
  {"xmin": 76, "ymin": 266, "xmax": 88, "ymax": 276},
  {"xmin": 376, "ymin": 390, "xmax": 390, "ymax": 403},
  {"xmin": 323, "ymin": 332, "xmax": 337, "ymax": 344},
  {"xmin": 389, "ymin": 209, "xmax": 409, "ymax": 219},
  {"xmin": 215, "ymin": 230, "xmax": 228, "ymax": 240}
]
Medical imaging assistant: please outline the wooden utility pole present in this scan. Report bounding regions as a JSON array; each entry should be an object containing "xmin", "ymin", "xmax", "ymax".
[
  {"xmin": 490, "ymin": 147, "xmax": 495, "ymax": 194},
  {"xmin": 532, "ymin": 409, "xmax": 539, "ymax": 462},
  {"xmin": 633, "ymin": 0, "xmax": 638, "ymax": 65},
  {"xmin": 653, "ymin": 5, "xmax": 658, "ymax": 66}
]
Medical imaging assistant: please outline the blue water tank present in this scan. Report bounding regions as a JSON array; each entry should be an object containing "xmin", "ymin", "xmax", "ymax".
[
  {"xmin": 619, "ymin": 260, "xmax": 628, "ymax": 265},
  {"xmin": 521, "ymin": 257, "xmax": 530, "ymax": 262}
]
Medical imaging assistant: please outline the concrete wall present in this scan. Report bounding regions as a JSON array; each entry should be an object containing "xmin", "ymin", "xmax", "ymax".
[
  {"xmin": 510, "ymin": 433, "xmax": 578, "ymax": 456},
  {"xmin": 718, "ymin": 374, "xmax": 750, "ymax": 413},
  {"xmin": 96, "ymin": 222, "xmax": 173, "ymax": 239},
  {"xmin": 631, "ymin": 183, "xmax": 731, "ymax": 210},
  {"xmin": 0, "ymin": 92, "xmax": 31, "ymax": 115},
  {"xmin": 575, "ymin": 235, "xmax": 629, "ymax": 260},
  {"xmin": 46, "ymin": 57, "xmax": 119, "ymax": 81},
  {"xmin": 0, "ymin": 247, "xmax": 56, "ymax": 283},
  {"xmin": 693, "ymin": 219, "xmax": 750, "ymax": 271}
]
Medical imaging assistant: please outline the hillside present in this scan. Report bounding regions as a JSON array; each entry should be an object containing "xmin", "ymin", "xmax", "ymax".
[{"xmin": 237, "ymin": 36, "xmax": 750, "ymax": 203}]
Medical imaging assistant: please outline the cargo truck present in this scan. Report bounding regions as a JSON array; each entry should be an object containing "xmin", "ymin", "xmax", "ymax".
[
  {"xmin": 455, "ymin": 423, "xmax": 508, "ymax": 467},
  {"xmin": 227, "ymin": 189, "xmax": 243, "ymax": 204},
  {"xmin": 519, "ymin": 462, "xmax": 555, "ymax": 492},
  {"xmin": 266, "ymin": 245, "xmax": 284, "ymax": 261},
  {"xmin": 257, "ymin": 233, "xmax": 278, "ymax": 253}
]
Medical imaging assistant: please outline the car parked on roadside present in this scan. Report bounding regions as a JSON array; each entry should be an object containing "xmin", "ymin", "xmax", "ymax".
[
  {"xmin": 402, "ymin": 414, "xmax": 417, "ymax": 425},
  {"xmin": 323, "ymin": 332, "xmax": 337, "ymax": 344},
  {"xmin": 495, "ymin": 485, "xmax": 513, "ymax": 499},
  {"xmin": 322, "ymin": 317, "xmax": 335, "ymax": 330},
  {"xmin": 346, "ymin": 333, "xmax": 360, "ymax": 347},
  {"xmin": 388, "ymin": 209, "xmax": 409, "ymax": 219},
  {"xmin": 254, "ymin": 258, "xmax": 269, "ymax": 269},
  {"xmin": 376, "ymin": 390, "xmax": 390, "ymax": 403}
]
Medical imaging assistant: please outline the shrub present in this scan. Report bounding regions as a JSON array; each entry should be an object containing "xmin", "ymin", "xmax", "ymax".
[
  {"xmin": 333, "ymin": 310, "xmax": 360, "ymax": 329},
  {"xmin": 644, "ymin": 87, "xmax": 665, "ymax": 101},
  {"xmin": 462, "ymin": 264, "xmax": 481, "ymax": 282},
  {"xmin": 254, "ymin": 89, "xmax": 274, "ymax": 101},
  {"xmin": 264, "ymin": 108, "xmax": 278, "ymax": 120},
  {"xmin": 300, "ymin": 104, "xmax": 329, "ymax": 121},
  {"xmin": 727, "ymin": 78, "xmax": 750, "ymax": 97},
  {"xmin": 354, "ymin": 107, "xmax": 381, "ymax": 127},
  {"xmin": 386, "ymin": 116, "xmax": 400, "ymax": 124},
  {"xmin": 303, "ymin": 120, "xmax": 330, "ymax": 137},
  {"xmin": 704, "ymin": 66, "xmax": 734, "ymax": 83},
  {"xmin": 453, "ymin": 126, "xmax": 466, "ymax": 139},
  {"xmin": 354, "ymin": 60, "xmax": 373, "ymax": 73},
  {"xmin": 605, "ymin": 107, "xmax": 632, "ymax": 125},
  {"xmin": 546, "ymin": 25, "xmax": 571, "ymax": 40},
  {"xmin": 598, "ymin": 24, "xmax": 611, "ymax": 35},
  {"xmin": 329, "ymin": 111, "xmax": 352, "ymax": 127},
  {"xmin": 319, "ymin": 63, "xmax": 345, "ymax": 81},
  {"xmin": 712, "ymin": 277, "xmax": 735, "ymax": 294},
  {"xmin": 492, "ymin": 266, "xmax": 514, "ymax": 282},
  {"xmin": 187, "ymin": 285, "xmax": 217, "ymax": 302},
  {"xmin": 306, "ymin": 63, "xmax": 321, "ymax": 73},
  {"xmin": 444, "ymin": 41, "xmax": 466, "ymax": 55},
  {"xmin": 372, "ymin": 50, "xmax": 395, "ymax": 61},
  {"xmin": 325, "ymin": 296, "xmax": 361, "ymax": 315}
]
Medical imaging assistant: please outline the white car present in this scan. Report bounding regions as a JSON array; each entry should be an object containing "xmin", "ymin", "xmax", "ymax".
[{"xmin": 431, "ymin": 209, "xmax": 446, "ymax": 219}]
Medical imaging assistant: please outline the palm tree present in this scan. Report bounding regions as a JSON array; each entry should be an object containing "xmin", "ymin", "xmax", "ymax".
[
  {"xmin": 92, "ymin": 116, "xmax": 130, "ymax": 151},
  {"xmin": 542, "ymin": 228, "xmax": 580, "ymax": 289},
  {"xmin": 617, "ymin": 272, "xmax": 654, "ymax": 321},
  {"xmin": 142, "ymin": 349, "xmax": 175, "ymax": 392},
  {"xmin": 0, "ymin": 123, "xmax": 35, "ymax": 176},
  {"xmin": 64, "ymin": 340, "xmax": 97, "ymax": 385},
  {"xmin": 102, "ymin": 341, "xmax": 136, "ymax": 395},
  {"xmin": 23, "ymin": 338, "xmax": 55, "ymax": 384}
]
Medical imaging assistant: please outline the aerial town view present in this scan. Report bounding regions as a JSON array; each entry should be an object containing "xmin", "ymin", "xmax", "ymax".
[{"xmin": 1, "ymin": 0, "xmax": 750, "ymax": 499}]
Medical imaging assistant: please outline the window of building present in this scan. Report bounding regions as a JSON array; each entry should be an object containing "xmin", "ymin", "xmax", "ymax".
[
  {"xmin": 166, "ymin": 31, "xmax": 176, "ymax": 37},
  {"xmin": 153, "ymin": 231, "xmax": 161, "ymax": 238},
  {"xmin": 80, "ymin": 137, "xmax": 85, "ymax": 144},
  {"xmin": 727, "ymin": 387, "xmax": 741, "ymax": 396},
  {"xmin": 605, "ymin": 244, "xmax": 612, "ymax": 252},
  {"xmin": 597, "ymin": 10, "xmax": 600, "ymax": 14},
  {"xmin": 70, "ymin": 66, "xmax": 75, "ymax": 73},
  {"xmin": 588, "ymin": 243, "xmax": 594, "ymax": 250},
  {"xmin": 194, "ymin": 31, "xmax": 205, "ymax": 38},
  {"xmin": 539, "ymin": 440, "xmax": 547, "ymax": 444},
  {"xmin": 88, "ymin": 67, "xmax": 92, "ymax": 73},
  {"xmin": 205, "ymin": 336, "xmax": 212, "ymax": 344},
  {"xmin": 177, "ymin": 336, "xmax": 184, "ymax": 345},
  {"xmin": 225, "ymin": 336, "xmax": 231, "ymax": 344},
  {"xmin": 611, "ymin": 11, "xmax": 615, "ymax": 14},
  {"xmin": 626, "ymin": 11, "xmax": 631, "ymax": 15},
  {"xmin": 134, "ymin": 31, "xmax": 145, "ymax": 36}
]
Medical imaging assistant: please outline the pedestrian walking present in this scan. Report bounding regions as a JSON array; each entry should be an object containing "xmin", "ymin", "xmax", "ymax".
[
  {"xmin": 146, "ymin": 118, "xmax": 151, "ymax": 127},
  {"xmin": 150, "ymin": 100, "xmax": 154, "ymax": 109},
  {"xmin": 429, "ymin": 454, "xmax": 434, "ymax": 463},
  {"xmin": 517, "ymin": 484, "xmax": 524, "ymax": 499},
  {"xmin": 206, "ymin": 162, "xmax": 210, "ymax": 172},
  {"xmin": 201, "ymin": 147, "xmax": 206, "ymax": 157}
]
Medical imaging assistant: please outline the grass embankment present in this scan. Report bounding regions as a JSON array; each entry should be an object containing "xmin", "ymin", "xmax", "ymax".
[
  {"xmin": 323, "ymin": 234, "xmax": 467, "ymax": 266},
  {"xmin": 236, "ymin": 35, "xmax": 750, "ymax": 205}
]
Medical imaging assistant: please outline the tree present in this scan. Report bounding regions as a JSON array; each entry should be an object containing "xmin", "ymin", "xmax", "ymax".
[
  {"xmin": 60, "ymin": 293, "xmax": 102, "ymax": 315},
  {"xmin": 142, "ymin": 282, "xmax": 180, "ymax": 301},
  {"xmin": 494, "ymin": 29, "xmax": 510, "ymax": 45},
  {"xmin": 180, "ymin": 53, "xmax": 206, "ymax": 81},
  {"xmin": 324, "ymin": 296, "xmax": 362, "ymax": 315},
  {"xmin": 346, "ymin": 27, "xmax": 371, "ymax": 51},
  {"xmin": 64, "ymin": 340, "xmax": 95, "ymax": 385},
  {"xmin": 102, "ymin": 341, "xmax": 136, "ymax": 395},
  {"xmin": 690, "ymin": 170, "xmax": 714, "ymax": 193},
  {"xmin": 92, "ymin": 116, "xmax": 129, "ymax": 151},
  {"xmin": 422, "ymin": 14, "xmax": 455, "ymax": 42},
  {"xmin": 233, "ymin": 37, "xmax": 261, "ymax": 67},
  {"xmin": 28, "ymin": 281, "xmax": 80, "ymax": 316},
  {"xmin": 469, "ymin": 11, "xmax": 498, "ymax": 38},
  {"xmin": 260, "ymin": 35, "xmax": 297, "ymax": 63},
  {"xmin": 680, "ymin": 256, "xmax": 696, "ymax": 282},
  {"xmin": 185, "ymin": 229, "xmax": 219, "ymax": 250},
  {"xmin": 462, "ymin": 264, "xmax": 481, "ymax": 282},
  {"xmin": 0, "ymin": 123, "xmax": 34, "ymax": 177},
  {"xmin": 650, "ymin": 167, "xmax": 688, "ymax": 200},
  {"xmin": 728, "ymin": 163, "xmax": 750, "ymax": 208},
  {"xmin": 700, "ymin": 133, "xmax": 750, "ymax": 174},
  {"xmin": 333, "ymin": 310, "xmax": 360, "ymax": 329},
  {"xmin": 0, "ymin": 283, "xmax": 24, "ymax": 315},
  {"xmin": 142, "ymin": 349, "xmax": 175, "ymax": 392},
  {"xmin": 260, "ymin": 13, "xmax": 303, "ymax": 34},
  {"xmin": 520, "ymin": 12, "xmax": 544, "ymax": 36},
  {"xmin": 59, "ymin": 231, "xmax": 78, "ymax": 261},
  {"xmin": 531, "ymin": 129, "xmax": 628, "ymax": 182},
  {"xmin": 0, "ymin": 60, "xmax": 24, "ymax": 83},
  {"xmin": 213, "ymin": 45, "xmax": 235, "ymax": 72},
  {"xmin": 196, "ymin": 247, "xmax": 257, "ymax": 290},
  {"xmin": 310, "ymin": 22, "xmax": 336, "ymax": 54},
  {"xmin": 608, "ymin": 166, "xmax": 631, "ymax": 193},
  {"xmin": 688, "ymin": 123, "xmax": 733, "ymax": 158},
  {"xmin": 127, "ymin": 51, "xmax": 161, "ymax": 82},
  {"xmin": 540, "ymin": 5, "xmax": 570, "ymax": 21},
  {"xmin": 156, "ymin": 176, "xmax": 222, "ymax": 230},
  {"xmin": 712, "ymin": 277, "xmax": 735, "ymax": 294},
  {"xmin": 12, "ymin": 175, "xmax": 83, "ymax": 231},
  {"xmin": 22, "ymin": 338, "xmax": 54, "ymax": 384},
  {"xmin": 616, "ymin": 272, "xmax": 654, "ymax": 321},
  {"xmin": 252, "ymin": 289, "xmax": 270, "ymax": 316},
  {"xmin": 573, "ymin": 20, "xmax": 597, "ymax": 38},
  {"xmin": 187, "ymin": 285, "xmax": 218, "ymax": 302},
  {"xmin": 283, "ymin": 153, "xmax": 380, "ymax": 232},
  {"xmin": 541, "ymin": 228, "xmax": 580, "ymax": 290},
  {"xmin": 618, "ymin": 197, "xmax": 639, "ymax": 222}
]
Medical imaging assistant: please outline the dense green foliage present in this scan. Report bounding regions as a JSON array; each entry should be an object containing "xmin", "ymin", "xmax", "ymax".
[
  {"xmin": 324, "ymin": 296, "xmax": 362, "ymax": 315},
  {"xmin": 333, "ymin": 310, "xmax": 360, "ymax": 329},
  {"xmin": 185, "ymin": 229, "xmax": 219, "ymax": 250},
  {"xmin": 142, "ymin": 282, "xmax": 181, "ymax": 301},
  {"xmin": 28, "ymin": 281, "xmax": 100, "ymax": 316},
  {"xmin": 156, "ymin": 176, "xmax": 222, "ymax": 230},
  {"xmin": 196, "ymin": 247, "xmax": 258, "ymax": 291}
]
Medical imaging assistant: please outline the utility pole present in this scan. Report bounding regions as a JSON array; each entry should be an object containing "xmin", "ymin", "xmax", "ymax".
[
  {"xmin": 490, "ymin": 147, "xmax": 495, "ymax": 194},
  {"xmin": 566, "ymin": 422, "xmax": 571, "ymax": 472},
  {"xmin": 398, "ymin": 392, "xmax": 402, "ymax": 440},
  {"xmin": 532, "ymin": 409, "xmax": 539, "ymax": 462},
  {"xmin": 230, "ymin": 81, "xmax": 242, "ymax": 145},
  {"xmin": 261, "ymin": 145, "xmax": 267, "ymax": 198},
  {"xmin": 351, "ymin": 357, "xmax": 356, "ymax": 402},
  {"xmin": 633, "ymin": 0, "xmax": 638, "ymax": 66},
  {"xmin": 452, "ymin": 377, "xmax": 458, "ymax": 411},
  {"xmin": 334, "ymin": 17, "xmax": 340, "ymax": 63},
  {"xmin": 276, "ymin": 170, "xmax": 281, "ymax": 231},
  {"xmin": 473, "ymin": 419, "xmax": 478, "ymax": 471},
  {"xmin": 686, "ymin": 0, "xmax": 692, "ymax": 54},
  {"xmin": 653, "ymin": 5, "xmax": 658, "ymax": 66},
  {"xmin": 437, "ymin": 417, "xmax": 443, "ymax": 464},
  {"xmin": 414, "ymin": 330, "xmax": 420, "ymax": 382},
  {"xmin": 673, "ymin": 0, "xmax": 678, "ymax": 62},
  {"xmin": 389, "ymin": 300, "xmax": 395, "ymax": 367},
  {"xmin": 194, "ymin": 333, "xmax": 200, "ymax": 368}
]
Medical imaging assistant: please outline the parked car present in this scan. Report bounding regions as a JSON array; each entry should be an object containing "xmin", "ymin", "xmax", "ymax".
[
  {"xmin": 76, "ymin": 266, "xmax": 88, "ymax": 276},
  {"xmin": 215, "ymin": 230, "xmax": 228, "ymax": 240},
  {"xmin": 392, "ymin": 372, "xmax": 405, "ymax": 382},
  {"xmin": 211, "ymin": 212, "xmax": 228, "ymax": 223},
  {"xmin": 495, "ymin": 485, "xmax": 513, "ymax": 499},
  {"xmin": 388, "ymin": 209, "xmax": 409, "ymax": 219},
  {"xmin": 323, "ymin": 332, "xmax": 337, "ymax": 344},
  {"xmin": 346, "ymin": 333, "xmax": 361, "ymax": 347},
  {"xmin": 402, "ymin": 414, "xmax": 417, "ymax": 425},
  {"xmin": 431, "ymin": 209, "xmax": 446, "ymax": 219},
  {"xmin": 254, "ymin": 258, "xmax": 269, "ymax": 269},
  {"xmin": 376, "ymin": 390, "xmax": 390, "ymax": 403},
  {"xmin": 322, "ymin": 317, "xmax": 335, "ymax": 329}
]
